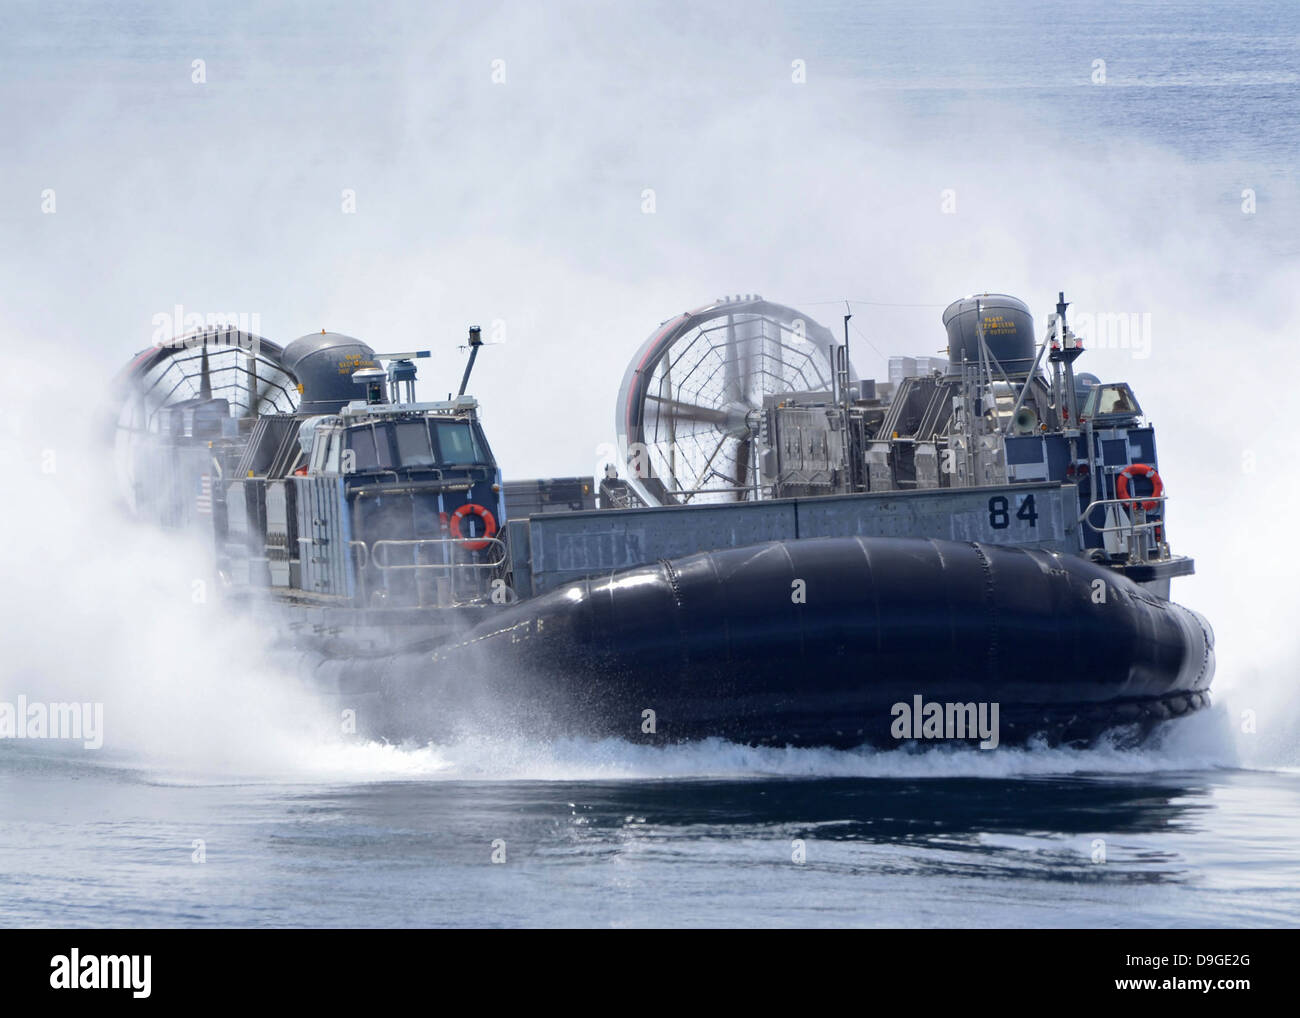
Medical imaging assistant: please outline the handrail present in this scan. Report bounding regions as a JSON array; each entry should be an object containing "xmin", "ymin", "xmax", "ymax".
[
  {"xmin": 369, "ymin": 536, "xmax": 507, "ymax": 571},
  {"xmin": 1079, "ymin": 495, "xmax": 1168, "ymax": 564},
  {"xmin": 1078, "ymin": 495, "xmax": 1167, "ymax": 533}
]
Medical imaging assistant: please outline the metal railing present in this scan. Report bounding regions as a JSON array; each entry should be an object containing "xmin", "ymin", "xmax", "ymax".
[
  {"xmin": 349, "ymin": 536, "xmax": 507, "ymax": 607},
  {"xmin": 369, "ymin": 536, "xmax": 506, "ymax": 570},
  {"xmin": 1079, "ymin": 495, "xmax": 1168, "ymax": 563}
]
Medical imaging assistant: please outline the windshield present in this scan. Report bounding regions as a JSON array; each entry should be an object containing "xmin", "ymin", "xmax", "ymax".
[
  {"xmin": 393, "ymin": 420, "xmax": 436, "ymax": 467},
  {"xmin": 1083, "ymin": 384, "xmax": 1141, "ymax": 418},
  {"xmin": 433, "ymin": 420, "xmax": 487, "ymax": 464},
  {"xmin": 345, "ymin": 424, "xmax": 392, "ymax": 471},
  {"xmin": 343, "ymin": 418, "xmax": 489, "ymax": 471}
]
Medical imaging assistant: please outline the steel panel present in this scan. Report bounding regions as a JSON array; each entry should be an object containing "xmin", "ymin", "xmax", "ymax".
[{"xmin": 524, "ymin": 482, "xmax": 1078, "ymax": 594}]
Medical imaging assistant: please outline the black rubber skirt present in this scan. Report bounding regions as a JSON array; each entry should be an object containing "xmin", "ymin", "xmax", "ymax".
[{"xmin": 313, "ymin": 536, "xmax": 1215, "ymax": 748}]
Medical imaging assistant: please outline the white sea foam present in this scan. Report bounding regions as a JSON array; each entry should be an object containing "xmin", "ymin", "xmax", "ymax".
[{"xmin": 5, "ymin": 697, "xmax": 1260, "ymax": 787}]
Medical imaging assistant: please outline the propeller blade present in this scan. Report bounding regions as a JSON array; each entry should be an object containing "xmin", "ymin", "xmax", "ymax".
[
  {"xmin": 644, "ymin": 394, "xmax": 730, "ymax": 426},
  {"xmin": 735, "ymin": 436, "xmax": 751, "ymax": 500}
]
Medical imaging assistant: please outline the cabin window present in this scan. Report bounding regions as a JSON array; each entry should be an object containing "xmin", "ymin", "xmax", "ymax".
[
  {"xmin": 393, "ymin": 421, "xmax": 436, "ymax": 468},
  {"xmin": 1099, "ymin": 388, "xmax": 1135, "ymax": 414},
  {"xmin": 433, "ymin": 420, "xmax": 486, "ymax": 464},
  {"xmin": 345, "ymin": 425, "xmax": 392, "ymax": 472},
  {"xmin": 1083, "ymin": 384, "xmax": 1141, "ymax": 418}
]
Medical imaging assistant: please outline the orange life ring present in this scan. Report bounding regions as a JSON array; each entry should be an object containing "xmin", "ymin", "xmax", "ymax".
[
  {"xmin": 449, "ymin": 502, "xmax": 497, "ymax": 550},
  {"xmin": 1116, "ymin": 463, "xmax": 1163, "ymax": 512}
]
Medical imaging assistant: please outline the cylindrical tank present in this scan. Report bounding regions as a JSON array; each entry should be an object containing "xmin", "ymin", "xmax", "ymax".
[
  {"xmin": 1074, "ymin": 371, "xmax": 1101, "ymax": 403},
  {"xmin": 944, "ymin": 294, "xmax": 1036, "ymax": 377},
  {"xmin": 282, "ymin": 332, "xmax": 378, "ymax": 413}
]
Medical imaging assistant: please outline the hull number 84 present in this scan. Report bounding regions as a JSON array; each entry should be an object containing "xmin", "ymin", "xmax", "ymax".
[{"xmin": 988, "ymin": 494, "xmax": 1038, "ymax": 530}]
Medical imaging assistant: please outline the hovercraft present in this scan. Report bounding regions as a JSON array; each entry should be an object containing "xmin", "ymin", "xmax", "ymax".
[{"xmin": 110, "ymin": 291, "xmax": 1214, "ymax": 749}]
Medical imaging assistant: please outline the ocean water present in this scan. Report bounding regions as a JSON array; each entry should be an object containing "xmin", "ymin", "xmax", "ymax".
[
  {"xmin": 1, "ymin": 0, "xmax": 1298, "ymax": 928},
  {"xmin": 2, "ymin": 719, "xmax": 1298, "ymax": 928}
]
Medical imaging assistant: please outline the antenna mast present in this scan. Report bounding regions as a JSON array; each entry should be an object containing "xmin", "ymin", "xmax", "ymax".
[{"xmin": 458, "ymin": 326, "xmax": 483, "ymax": 397}]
